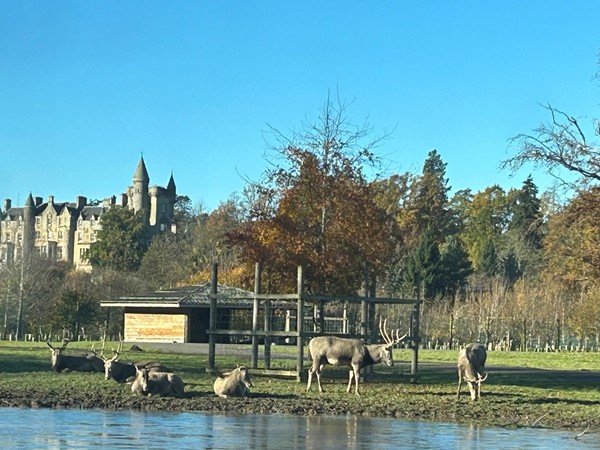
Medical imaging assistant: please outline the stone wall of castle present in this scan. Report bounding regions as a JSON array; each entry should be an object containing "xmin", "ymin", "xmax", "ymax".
[{"xmin": 0, "ymin": 157, "xmax": 176, "ymax": 271}]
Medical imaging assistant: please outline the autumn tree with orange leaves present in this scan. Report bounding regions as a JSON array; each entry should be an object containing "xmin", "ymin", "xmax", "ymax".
[{"xmin": 228, "ymin": 96, "xmax": 397, "ymax": 294}]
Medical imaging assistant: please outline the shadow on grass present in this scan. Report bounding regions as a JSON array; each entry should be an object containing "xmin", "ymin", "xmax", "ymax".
[{"xmin": 0, "ymin": 355, "xmax": 49, "ymax": 373}]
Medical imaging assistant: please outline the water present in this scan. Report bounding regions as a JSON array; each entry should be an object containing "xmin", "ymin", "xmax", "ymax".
[{"xmin": 0, "ymin": 408, "xmax": 596, "ymax": 449}]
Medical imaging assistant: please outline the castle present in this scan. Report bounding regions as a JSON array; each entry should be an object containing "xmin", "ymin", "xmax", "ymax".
[{"xmin": 0, "ymin": 157, "xmax": 176, "ymax": 271}]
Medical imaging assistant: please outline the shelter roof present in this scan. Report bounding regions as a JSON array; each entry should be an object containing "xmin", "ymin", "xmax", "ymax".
[{"xmin": 101, "ymin": 282, "xmax": 295, "ymax": 309}]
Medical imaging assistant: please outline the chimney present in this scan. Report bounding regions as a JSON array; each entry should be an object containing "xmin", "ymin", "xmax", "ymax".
[
  {"xmin": 48, "ymin": 195, "xmax": 54, "ymax": 204},
  {"xmin": 102, "ymin": 196, "xmax": 117, "ymax": 208},
  {"xmin": 3, "ymin": 199, "xmax": 11, "ymax": 211},
  {"xmin": 75, "ymin": 196, "xmax": 87, "ymax": 210},
  {"xmin": 120, "ymin": 193, "xmax": 128, "ymax": 207}
]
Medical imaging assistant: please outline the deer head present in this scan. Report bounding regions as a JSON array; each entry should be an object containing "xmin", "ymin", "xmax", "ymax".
[
  {"xmin": 101, "ymin": 339, "xmax": 123, "ymax": 380},
  {"xmin": 46, "ymin": 340, "xmax": 69, "ymax": 369},
  {"xmin": 377, "ymin": 318, "xmax": 408, "ymax": 367}
]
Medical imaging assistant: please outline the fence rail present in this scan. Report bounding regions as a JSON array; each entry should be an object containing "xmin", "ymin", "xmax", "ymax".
[{"xmin": 206, "ymin": 263, "xmax": 421, "ymax": 381}]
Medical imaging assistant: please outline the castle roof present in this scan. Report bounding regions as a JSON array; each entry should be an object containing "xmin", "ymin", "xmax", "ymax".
[{"xmin": 133, "ymin": 157, "xmax": 149, "ymax": 183}]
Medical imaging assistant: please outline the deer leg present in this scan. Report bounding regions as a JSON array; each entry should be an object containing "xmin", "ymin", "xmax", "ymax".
[
  {"xmin": 315, "ymin": 365, "xmax": 325, "ymax": 393},
  {"xmin": 456, "ymin": 372, "xmax": 463, "ymax": 398},
  {"xmin": 346, "ymin": 370, "xmax": 354, "ymax": 393},
  {"xmin": 352, "ymin": 363, "xmax": 360, "ymax": 395},
  {"xmin": 307, "ymin": 367, "xmax": 314, "ymax": 391}
]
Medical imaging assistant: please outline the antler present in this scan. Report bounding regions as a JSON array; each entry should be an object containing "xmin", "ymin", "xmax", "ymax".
[
  {"xmin": 379, "ymin": 317, "xmax": 408, "ymax": 346},
  {"xmin": 465, "ymin": 372, "xmax": 488, "ymax": 384}
]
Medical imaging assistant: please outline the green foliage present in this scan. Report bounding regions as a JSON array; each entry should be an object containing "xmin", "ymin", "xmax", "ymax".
[
  {"xmin": 402, "ymin": 228, "xmax": 442, "ymax": 299},
  {"xmin": 138, "ymin": 232, "xmax": 191, "ymax": 289},
  {"xmin": 88, "ymin": 207, "xmax": 148, "ymax": 272},
  {"xmin": 413, "ymin": 149, "xmax": 453, "ymax": 242},
  {"xmin": 480, "ymin": 238, "xmax": 498, "ymax": 277},
  {"xmin": 508, "ymin": 176, "xmax": 543, "ymax": 249},
  {"xmin": 50, "ymin": 289, "xmax": 101, "ymax": 338},
  {"xmin": 438, "ymin": 235, "xmax": 473, "ymax": 297}
]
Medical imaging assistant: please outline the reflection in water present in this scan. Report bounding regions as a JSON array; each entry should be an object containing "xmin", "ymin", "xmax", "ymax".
[{"xmin": 0, "ymin": 407, "xmax": 596, "ymax": 449}]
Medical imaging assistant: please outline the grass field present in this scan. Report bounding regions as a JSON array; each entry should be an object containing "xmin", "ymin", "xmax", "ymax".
[{"xmin": 0, "ymin": 341, "xmax": 598, "ymax": 435}]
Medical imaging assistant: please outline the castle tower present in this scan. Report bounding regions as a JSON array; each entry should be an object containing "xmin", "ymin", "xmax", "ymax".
[
  {"xmin": 22, "ymin": 193, "xmax": 36, "ymax": 261},
  {"xmin": 167, "ymin": 172, "xmax": 177, "ymax": 217},
  {"xmin": 132, "ymin": 157, "xmax": 150, "ymax": 226}
]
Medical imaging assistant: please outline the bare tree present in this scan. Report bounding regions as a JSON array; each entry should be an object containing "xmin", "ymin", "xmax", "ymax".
[{"xmin": 503, "ymin": 103, "xmax": 600, "ymax": 191}]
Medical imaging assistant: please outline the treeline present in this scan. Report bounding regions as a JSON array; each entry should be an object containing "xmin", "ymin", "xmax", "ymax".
[{"xmin": 2, "ymin": 85, "xmax": 600, "ymax": 349}]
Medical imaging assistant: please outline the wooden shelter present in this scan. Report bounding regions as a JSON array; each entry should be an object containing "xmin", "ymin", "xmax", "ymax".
[{"xmin": 100, "ymin": 283, "xmax": 295, "ymax": 343}]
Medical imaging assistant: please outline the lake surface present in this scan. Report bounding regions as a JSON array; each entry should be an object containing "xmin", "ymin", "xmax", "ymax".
[{"xmin": 0, "ymin": 407, "xmax": 596, "ymax": 449}]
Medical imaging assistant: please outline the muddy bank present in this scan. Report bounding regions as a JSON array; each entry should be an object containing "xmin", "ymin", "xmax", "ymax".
[{"xmin": 1, "ymin": 385, "xmax": 597, "ymax": 433}]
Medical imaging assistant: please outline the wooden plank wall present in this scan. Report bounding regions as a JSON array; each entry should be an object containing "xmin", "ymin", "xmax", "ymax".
[{"xmin": 124, "ymin": 313, "xmax": 188, "ymax": 343}]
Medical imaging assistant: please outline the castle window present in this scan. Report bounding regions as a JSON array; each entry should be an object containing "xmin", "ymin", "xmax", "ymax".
[
  {"xmin": 57, "ymin": 247, "xmax": 63, "ymax": 259},
  {"xmin": 36, "ymin": 231, "xmax": 41, "ymax": 239},
  {"xmin": 58, "ymin": 231, "xmax": 63, "ymax": 240},
  {"xmin": 78, "ymin": 232, "xmax": 82, "ymax": 241},
  {"xmin": 36, "ymin": 217, "xmax": 41, "ymax": 226}
]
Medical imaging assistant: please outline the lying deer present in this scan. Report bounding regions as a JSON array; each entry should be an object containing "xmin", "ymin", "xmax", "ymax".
[
  {"xmin": 457, "ymin": 342, "xmax": 488, "ymax": 401},
  {"xmin": 307, "ymin": 318, "xmax": 407, "ymax": 395},
  {"xmin": 46, "ymin": 341, "xmax": 104, "ymax": 373},
  {"xmin": 131, "ymin": 367, "xmax": 185, "ymax": 397},
  {"xmin": 213, "ymin": 366, "xmax": 253, "ymax": 398},
  {"xmin": 100, "ymin": 340, "xmax": 172, "ymax": 383}
]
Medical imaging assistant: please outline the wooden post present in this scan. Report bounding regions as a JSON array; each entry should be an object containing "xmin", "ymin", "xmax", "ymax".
[
  {"xmin": 361, "ymin": 267, "xmax": 369, "ymax": 339},
  {"xmin": 251, "ymin": 262, "xmax": 261, "ymax": 369},
  {"xmin": 296, "ymin": 265, "xmax": 304, "ymax": 382},
  {"xmin": 410, "ymin": 289, "xmax": 420, "ymax": 383},
  {"xmin": 264, "ymin": 290, "xmax": 272, "ymax": 370},
  {"xmin": 369, "ymin": 275, "xmax": 376, "ymax": 343},
  {"xmin": 361, "ymin": 267, "xmax": 370, "ymax": 377},
  {"xmin": 208, "ymin": 263, "xmax": 218, "ymax": 371}
]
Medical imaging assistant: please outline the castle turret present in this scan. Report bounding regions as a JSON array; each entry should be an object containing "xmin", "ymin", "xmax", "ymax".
[
  {"xmin": 132, "ymin": 157, "xmax": 150, "ymax": 226},
  {"xmin": 167, "ymin": 173, "xmax": 176, "ymax": 199},
  {"xmin": 22, "ymin": 193, "xmax": 36, "ymax": 260}
]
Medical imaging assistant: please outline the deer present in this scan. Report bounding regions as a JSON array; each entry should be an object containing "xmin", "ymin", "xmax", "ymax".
[
  {"xmin": 131, "ymin": 366, "xmax": 185, "ymax": 397},
  {"xmin": 46, "ymin": 340, "xmax": 104, "ymax": 373},
  {"xmin": 213, "ymin": 366, "xmax": 253, "ymax": 398},
  {"xmin": 457, "ymin": 342, "xmax": 488, "ymax": 401},
  {"xmin": 100, "ymin": 340, "xmax": 172, "ymax": 383},
  {"xmin": 306, "ymin": 318, "xmax": 408, "ymax": 395}
]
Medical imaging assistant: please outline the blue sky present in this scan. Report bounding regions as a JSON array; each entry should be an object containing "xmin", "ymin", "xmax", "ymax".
[{"xmin": 1, "ymin": 2, "xmax": 598, "ymax": 212}]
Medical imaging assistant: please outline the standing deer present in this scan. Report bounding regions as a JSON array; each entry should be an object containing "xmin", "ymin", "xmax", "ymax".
[
  {"xmin": 131, "ymin": 367, "xmax": 185, "ymax": 397},
  {"xmin": 46, "ymin": 341, "xmax": 104, "ymax": 373},
  {"xmin": 457, "ymin": 343, "xmax": 488, "ymax": 401},
  {"xmin": 213, "ymin": 366, "xmax": 253, "ymax": 398},
  {"xmin": 307, "ymin": 318, "xmax": 407, "ymax": 395}
]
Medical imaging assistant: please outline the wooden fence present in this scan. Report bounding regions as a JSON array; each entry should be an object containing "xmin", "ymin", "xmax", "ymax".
[{"xmin": 206, "ymin": 263, "xmax": 421, "ymax": 382}]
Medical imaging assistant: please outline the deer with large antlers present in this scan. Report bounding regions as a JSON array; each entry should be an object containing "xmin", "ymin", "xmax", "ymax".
[
  {"xmin": 457, "ymin": 343, "xmax": 488, "ymax": 401},
  {"xmin": 100, "ymin": 339, "xmax": 172, "ymax": 383},
  {"xmin": 306, "ymin": 318, "xmax": 407, "ymax": 395},
  {"xmin": 46, "ymin": 340, "xmax": 104, "ymax": 373}
]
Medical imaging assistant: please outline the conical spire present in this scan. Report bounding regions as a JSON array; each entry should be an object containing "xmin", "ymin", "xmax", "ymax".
[
  {"xmin": 25, "ymin": 192, "xmax": 35, "ymax": 208},
  {"xmin": 133, "ymin": 157, "xmax": 149, "ymax": 183},
  {"xmin": 167, "ymin": 172, "xmax": 176, "ymax": 194}
]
